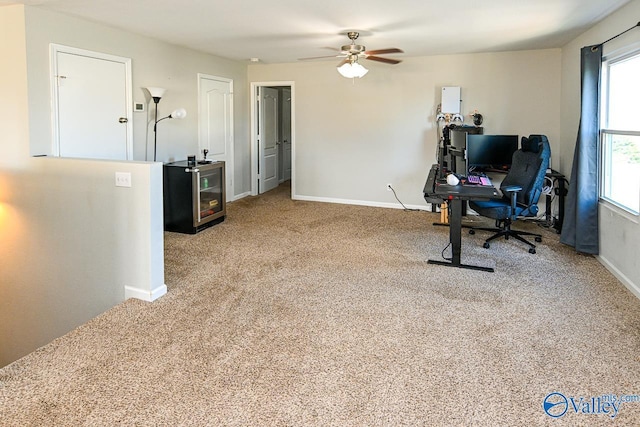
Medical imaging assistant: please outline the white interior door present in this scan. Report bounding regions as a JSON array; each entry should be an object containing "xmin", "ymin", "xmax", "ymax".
[
  {"xmin": 52, "ymin": 46, "xmax": 132, "ymax": 160},
  {"xmin": 282, "ymin": 88, "xmax": 292, "ymax": 181},
  {"xmin": 259, "ymin": 87, "xmax": 279, "ymax": 193},
  {"xmin": 198, "ymin": 74, "xmax": 234, "ymax": 201}
]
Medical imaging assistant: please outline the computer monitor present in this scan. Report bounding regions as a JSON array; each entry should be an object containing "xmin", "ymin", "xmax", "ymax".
[{"xmin": 466, "ymin": 134, "xmax": 518, "ymax": 172}]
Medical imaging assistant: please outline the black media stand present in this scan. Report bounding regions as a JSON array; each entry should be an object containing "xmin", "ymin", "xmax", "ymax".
[{"xmin": 164, "ymin": 160, "xmax": 226, "ymax": 234}]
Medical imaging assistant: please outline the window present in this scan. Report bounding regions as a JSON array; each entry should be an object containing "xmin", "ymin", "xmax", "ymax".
[{"xmin": 601, "ymin": 51, "xmax": 640, "ymax": 215}]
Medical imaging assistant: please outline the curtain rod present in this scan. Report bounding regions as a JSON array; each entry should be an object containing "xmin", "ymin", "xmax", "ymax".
[{"xmin": 601, "ymin": 21, "xmax": 640, "ymax": 45}]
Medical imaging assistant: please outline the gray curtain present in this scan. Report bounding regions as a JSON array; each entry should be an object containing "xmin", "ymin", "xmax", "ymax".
[{"xmin": 560, "ymin": 45, "xmax": 602, "ymax": 254}]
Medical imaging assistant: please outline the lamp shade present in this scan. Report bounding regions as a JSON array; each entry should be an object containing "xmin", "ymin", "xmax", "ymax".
[
  {"xmin": 337, "ymin": 62, "xmax": 368, "ymax": 78},
  {"xmin": 170, "ymin": 108, "xmax": 187, "ymax": 119},
  {"xmin": 146, "ymin": 87, "xmax": 166, "ymax": 99}
]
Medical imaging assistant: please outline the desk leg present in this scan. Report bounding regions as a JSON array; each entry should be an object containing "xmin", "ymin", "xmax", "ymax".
[
  {"xmin": 428, "ymin": 198, "xmax": 494, "ymax": 272},
  {"xmin": 450, "ymin": 198, "xmax": 462, "ymax": 265}
]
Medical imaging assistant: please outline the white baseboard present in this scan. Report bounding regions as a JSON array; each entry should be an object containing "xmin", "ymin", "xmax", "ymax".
[
  {"xmin": 292, "ymin": 194, "xmax": 432, "ymax": 211},
  {"xmin": 230, "ymin": 191, "xmax": 251, "ymax": 202},
  {"xmin": 231, "ymin": 189, "xmax": 438, "ymax": 211},
  {"xmin": 597, "ymin": 255, "xmax": 640, "ymax": 300},
  {"xmin": 125, "ymin": 283, "xmax": 167, "ymax": 302}
]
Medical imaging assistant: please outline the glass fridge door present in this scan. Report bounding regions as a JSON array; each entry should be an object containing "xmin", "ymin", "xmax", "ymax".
[{"xmin": 196, "ymin": 166, "xmax": 223, "ymax": 223}]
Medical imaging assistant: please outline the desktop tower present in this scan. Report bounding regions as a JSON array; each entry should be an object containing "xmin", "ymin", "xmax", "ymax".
[{"xmin": 450, "ymin": 126, "xmax": 483, "ymax": 175}]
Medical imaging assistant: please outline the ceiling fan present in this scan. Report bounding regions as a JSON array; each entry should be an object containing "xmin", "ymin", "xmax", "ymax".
[{"xmin": 300, "ymin": 31, "xmax": 404, "ymax": 78}]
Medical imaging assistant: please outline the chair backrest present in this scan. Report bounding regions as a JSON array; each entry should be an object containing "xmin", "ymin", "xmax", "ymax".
[{"xmin": 500, "ymin": 135, "xmax": 551, "ymax": 209}]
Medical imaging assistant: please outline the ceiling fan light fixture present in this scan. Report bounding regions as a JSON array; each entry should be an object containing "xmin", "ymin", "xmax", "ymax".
[{"xmin": 337, "ymin": 61, "xmax": 368, "ymax": 78}]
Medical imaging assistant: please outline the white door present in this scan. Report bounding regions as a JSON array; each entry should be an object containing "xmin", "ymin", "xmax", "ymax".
[
  {"xmin": 282, "ymin": 88, "xmax": 292, "ymax": 181},
  {"xmin": 259, "ymin": 87, "xmax": 279, "ymax": 193},
  {"xmin": 52, "ymin": 46, "xmax": 132, "ymax": 160},
  {"xmin": 198, "ymin": 74, "xmax": 234, "ymax": 201}
]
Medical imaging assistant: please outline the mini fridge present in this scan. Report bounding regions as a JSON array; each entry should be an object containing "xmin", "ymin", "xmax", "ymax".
[{"xmin": 163, "ymin": 160, "xmax": 226, "ymax": 234}]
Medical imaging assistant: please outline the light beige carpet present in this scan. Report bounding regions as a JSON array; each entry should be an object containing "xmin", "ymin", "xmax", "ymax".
[{"xmin": 1, "ymin": 183, "xmax": 640, "ymax": 426}]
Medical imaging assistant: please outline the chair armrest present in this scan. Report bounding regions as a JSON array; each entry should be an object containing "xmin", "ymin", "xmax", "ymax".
[
  {"xmin": 501, "ymin": 186, "xmax": 522, "ymax": 220},
  {"xmin": 502, "ymin": 185, "xmax": 523, "ymax": 193}
]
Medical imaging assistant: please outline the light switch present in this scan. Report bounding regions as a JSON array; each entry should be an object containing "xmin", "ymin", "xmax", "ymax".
[{"xmin": 115, "ymin": 172, "xmax": 132, "ymax": 187}]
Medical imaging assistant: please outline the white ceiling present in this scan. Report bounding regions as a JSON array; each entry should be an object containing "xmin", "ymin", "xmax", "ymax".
[{"xmin": 1, "ymin": 0, "xmax": 632, "ymax": 64}]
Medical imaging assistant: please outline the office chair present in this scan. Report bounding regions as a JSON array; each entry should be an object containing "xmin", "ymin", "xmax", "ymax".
[{"xmin": 468, "ymin": 135, "xmax": 551, "ymax": 254}]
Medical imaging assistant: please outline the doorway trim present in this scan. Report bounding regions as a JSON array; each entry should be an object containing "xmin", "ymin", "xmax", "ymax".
[
  {"xmin": 250, "ymin": 81, "xmax": 295, "ymax": 197},
  {"xmin": 50, "ymin": 44, "xmax": 133, "ymax": 159}
]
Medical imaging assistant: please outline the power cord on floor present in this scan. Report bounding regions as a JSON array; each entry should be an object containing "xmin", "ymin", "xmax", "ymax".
[
  {"xmin": 388, "ymin": 185, "xmax": 422, "ymax": 212},
  {"xmin": 387, "ymin": 184, "xmax": 452, "ymax": 259},
  {"xmin": 441, "ymin": 241, "xmax": 452, "ymax": 261}
]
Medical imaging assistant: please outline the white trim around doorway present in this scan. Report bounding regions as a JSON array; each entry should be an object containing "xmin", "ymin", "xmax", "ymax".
[{"xmin": 250, "ymin": 81, "xmax": 296, "ymax": 198}]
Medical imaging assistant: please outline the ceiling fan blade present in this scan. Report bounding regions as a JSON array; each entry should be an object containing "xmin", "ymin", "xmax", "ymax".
[
  {"xmin": 298, "ymin": 54, "xmax": 344, "ymax": 61},
  {"xmin": 366, "ymin": 55, "xmax": 402, "ymax": 65},
  {"xmin": 365, "ymin": 48, "xmax": 404, "ymax": 55}
]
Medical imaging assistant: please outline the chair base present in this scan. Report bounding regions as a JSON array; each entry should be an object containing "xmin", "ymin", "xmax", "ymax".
[{"xmin": 469, "ymin": 220, "xmax": 542, "ymax": 254}]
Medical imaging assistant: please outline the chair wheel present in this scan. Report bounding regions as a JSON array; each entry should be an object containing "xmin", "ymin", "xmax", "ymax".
[
  {"xmin": 529, "ymin": 248, "xmax": 536, "ymax": 254},
  {"xmin": 535, "ymin": 236, "xmax": 542, "ymax": 242},
  {"xmin": 469, "ymin": 230, "xmax": 475, "ymax": 235},
  {"xmin": 483, "ymin": 242, "xmax": 490, "ymax": 249}
]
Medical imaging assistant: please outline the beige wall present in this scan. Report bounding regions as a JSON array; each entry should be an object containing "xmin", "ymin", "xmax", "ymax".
[
  {"xmin": 0, "ymin": 4, "xmax": 246, "ymax": 367},
  {"xmin": 0, "ymin": 5, "xmax": 159, "ymax": 366},
  {"xmin": 561, "ymin": 0, "xmax": 640, "ymax": 297},
  {"xmin": 249, "ymin": 50, "xmax": 561, "ymax": 208},
  {"xmin": 23, "ymin": 6, "xmax": 251, "ymax": 197},
  {"xmin": 0, "ymin": 5, "xmax": 30, "ymax": 166}
]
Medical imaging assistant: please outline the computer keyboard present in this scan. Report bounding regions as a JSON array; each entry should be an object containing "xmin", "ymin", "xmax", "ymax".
[
  {"xmin": 467, "ymin": 174, "xmax": 481, "ymax": 185},
  {"xmin": 466, "ymin": 174, "xmax": 492, "ymax": 186}
]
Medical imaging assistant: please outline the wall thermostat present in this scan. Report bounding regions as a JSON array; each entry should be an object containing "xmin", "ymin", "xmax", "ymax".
[{"xmin": 134, "ymin": 102, "xmax": 145, "ymax": 112}]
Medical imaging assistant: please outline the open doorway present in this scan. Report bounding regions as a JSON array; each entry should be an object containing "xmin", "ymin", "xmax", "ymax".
[{"xmin": 250, "ymin": 82, "xmax": 295, "ymax": 197}]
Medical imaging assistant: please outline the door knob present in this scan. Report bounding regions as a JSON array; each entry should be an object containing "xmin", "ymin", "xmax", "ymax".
[{"xmin": 119, "ymin": 117, "xmax": 128, "ymax": 123}]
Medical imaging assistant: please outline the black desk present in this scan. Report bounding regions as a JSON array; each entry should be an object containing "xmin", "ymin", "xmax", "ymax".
[{"xmin": 424, "ymin": 164, "xmax": 498, "ymax": 272}]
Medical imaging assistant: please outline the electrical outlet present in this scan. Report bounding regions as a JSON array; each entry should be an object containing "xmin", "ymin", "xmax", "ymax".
[
  {"xmin": 115, "ymin": 172, "xmax": 132, "ymax": 188},
  {"xmin": 387, "ymin": 183, "xmax": 393, "ymax": 191}
]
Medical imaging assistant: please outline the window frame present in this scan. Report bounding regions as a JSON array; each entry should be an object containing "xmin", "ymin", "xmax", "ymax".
[{"xmin": 599, "ymin": 48, "xmax": 640, "ymax": 216}]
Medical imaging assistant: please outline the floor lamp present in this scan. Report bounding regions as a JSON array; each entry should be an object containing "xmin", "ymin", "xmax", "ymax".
[{"xmin": 146, "ymin": 87, "xmax": 187, "ymax": 162}]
